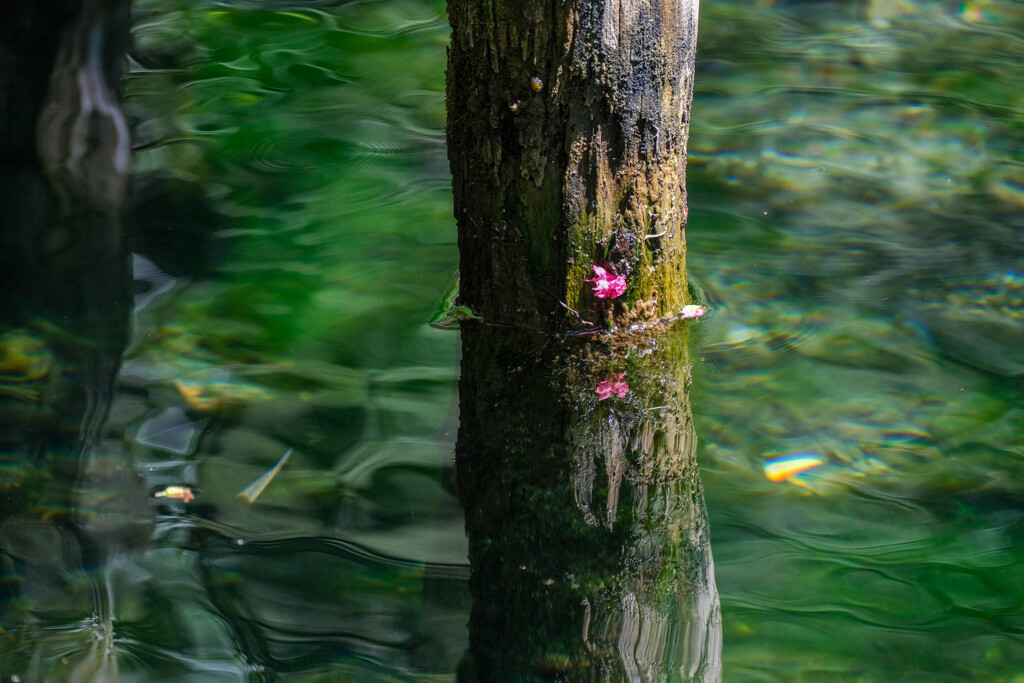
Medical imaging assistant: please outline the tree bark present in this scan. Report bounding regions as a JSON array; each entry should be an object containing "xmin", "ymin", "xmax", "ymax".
[
  {"xmin": 447, "ymin": 1, "xmax": 715, "ymax": 679},
  {"xmin": 447, "ymin": 0, "xmax": 699, "ymax": 332}
]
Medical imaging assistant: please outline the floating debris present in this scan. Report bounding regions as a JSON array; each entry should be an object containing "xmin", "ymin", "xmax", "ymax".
[
  {"xmin": 153, "ymin": 485, "xmax": 195, "ymax": 503},
  {"xmin": 238, "ymin": 448, "xmax": 292, "ymax": 503},
  {"xmin": 429, "ymin": 271, "xmax": 482, "ymax": 329},
  {"xmin": 680, "ymin": 305, "xmax": 707, "ymax": 320},
  {"xmin": 175, "ymin": 379, "xmax": 272, "ymax": 412}
]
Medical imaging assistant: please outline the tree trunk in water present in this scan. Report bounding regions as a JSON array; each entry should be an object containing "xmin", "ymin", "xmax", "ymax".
[
  {"xmin": 447, "ymin": 0, "xmax": 699, "ymax": 332},
  {"xmin": 447, "ymin": 1, "xmax": 718, "ymax": 680},
  {"xmin": 456, "ymin": 325, "xmax": 721, "ymax": 680}
]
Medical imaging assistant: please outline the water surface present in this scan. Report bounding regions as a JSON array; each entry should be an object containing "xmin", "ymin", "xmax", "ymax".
[{"xmin": 2, "ymin": 0, "xmax": 1024, "ymax": 680}]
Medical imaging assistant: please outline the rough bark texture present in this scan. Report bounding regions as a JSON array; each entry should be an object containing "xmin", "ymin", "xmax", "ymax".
[
  {"xmin": 448, "ymin": 1, "xmax": 713, "ymax": 679},
  {"xmin": 447, "ymin": 0, "xmax": 699, "ymax": 332}
]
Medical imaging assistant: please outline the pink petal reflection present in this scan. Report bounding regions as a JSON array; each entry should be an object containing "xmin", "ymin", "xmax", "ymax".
[{"xmin": 595, "ymin": 373, "xmax": 629, "ymax": 400}]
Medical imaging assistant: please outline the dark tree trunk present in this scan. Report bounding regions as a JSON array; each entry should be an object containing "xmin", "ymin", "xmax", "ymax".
[
  {"xmin": 447, "ymin": 0, "xmax": 700, "ymax": 332},
  {"xmin": 456, "ymin": 324, "xmax": 721, "ymax": 680},
  {"xmin": 448, "ymin": 3, "xmax": 716, "ymax": 680}
]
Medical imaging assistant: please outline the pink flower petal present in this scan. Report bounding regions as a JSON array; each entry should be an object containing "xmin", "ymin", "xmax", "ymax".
[
  {"xmin": 680, "ymin": 305, "xmax": 706, "ymax": 320},
  {"xmin": 589, "ymin": 265, "xmax": 627, "ymax": 299}
]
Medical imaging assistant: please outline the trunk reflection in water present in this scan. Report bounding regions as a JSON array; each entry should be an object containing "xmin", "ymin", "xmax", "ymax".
[
  {"xmin": 457, "ymin": 321, "xmax": 721, "ymax": 681},
  {"xmin": 0, "ymin": 1, "xmax": 140, "ymax": 678}
]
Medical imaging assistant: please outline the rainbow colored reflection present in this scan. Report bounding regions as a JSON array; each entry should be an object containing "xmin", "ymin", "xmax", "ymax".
[{"xmin": 764, "ymin": 454, "xmax": 824, "ymax": 486}]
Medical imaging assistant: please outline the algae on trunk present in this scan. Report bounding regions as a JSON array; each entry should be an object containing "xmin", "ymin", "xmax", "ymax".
[{"xmin": 447, "ymin": 0, "xmax": 700, "ymax": 332}]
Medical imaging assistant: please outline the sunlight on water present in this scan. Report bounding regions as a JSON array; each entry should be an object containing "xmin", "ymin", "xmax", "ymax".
[
  {"xmin": 1, "ymin": 0, "xmax": 461, "ymax": 678},
  {"xmin": 689, "ymin": 0, "xmax": 1024, "ymax": 679}
]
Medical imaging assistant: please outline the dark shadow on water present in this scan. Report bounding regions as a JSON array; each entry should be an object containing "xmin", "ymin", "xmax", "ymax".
[{"xmin": 0, "ymin": 1, "xmax": 141, "ymax": 678}]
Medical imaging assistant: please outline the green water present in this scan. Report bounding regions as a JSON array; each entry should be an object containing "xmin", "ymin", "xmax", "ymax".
[
  {"xmin": 3, "ymin": 0, "xmax": 1024, "ymax": 680},
  {"xmin": 689, "ymin": 3, "xmax": 1024, "ymax": 680}
]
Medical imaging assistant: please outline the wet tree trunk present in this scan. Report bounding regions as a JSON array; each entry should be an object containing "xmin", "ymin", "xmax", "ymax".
[
  {"xmin": 456, "ymin": 325, "xmax": 721, "ymax": 680},
  {"xmin": 447, "ymin": 0, "xmax": 700, "ymax": 332},
  {"xmin": 447, "ymin": 1, "xmax": 717, "ymax": 680}
]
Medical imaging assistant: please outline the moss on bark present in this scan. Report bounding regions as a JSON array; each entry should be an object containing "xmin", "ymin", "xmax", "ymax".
[
  {"xmin": 456, "ymin": 322, "xmax": 720, "ymax": 681},
  {"xmin": 447, "ymin": 0, "xmax": 699, "ymax": 332}
]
